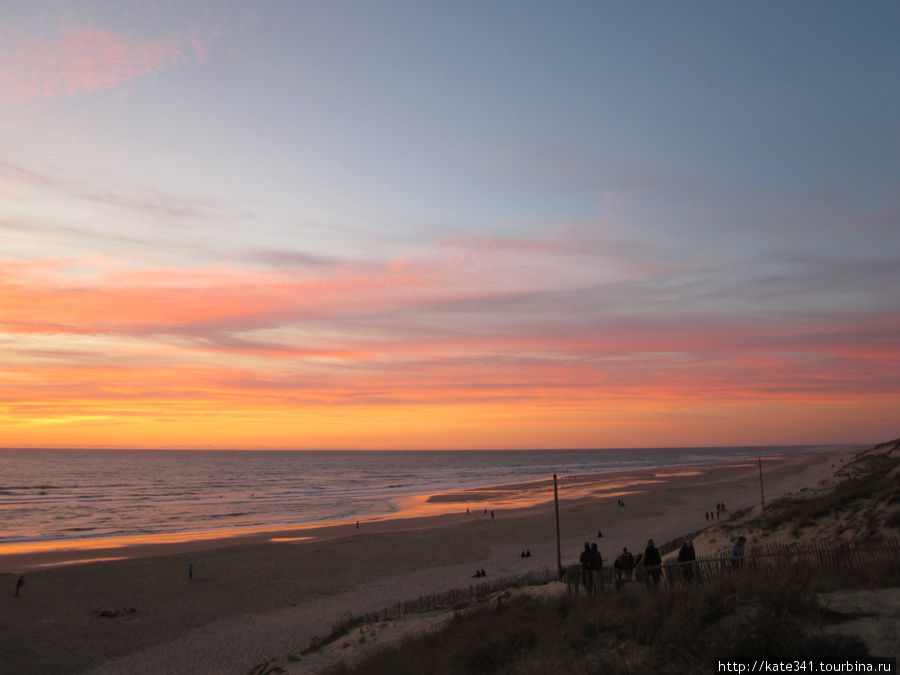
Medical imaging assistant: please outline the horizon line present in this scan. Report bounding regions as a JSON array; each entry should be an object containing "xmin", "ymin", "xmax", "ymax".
[{"xmin": 0, "ymin": 442, "xmax": 862, "ymax": 453}]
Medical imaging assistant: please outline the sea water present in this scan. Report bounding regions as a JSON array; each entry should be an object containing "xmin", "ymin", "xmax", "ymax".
[{"xmin": 0, "ymin": 446, "xmax": 836, "ymax": 548}]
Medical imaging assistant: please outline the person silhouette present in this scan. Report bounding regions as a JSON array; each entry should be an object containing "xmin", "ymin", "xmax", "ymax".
[{"xmin": 644, "ymin": 539, "xmax": 662, "ymax": 585}]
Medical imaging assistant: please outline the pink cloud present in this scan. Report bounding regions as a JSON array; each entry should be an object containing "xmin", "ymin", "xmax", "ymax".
[
  {"xmin": 0, "ymin": 256, "xmax": 454, "ymax": 336},
  {"xmin": 3, "ymin": 250, "xmax": 899, "ymax": 415},
  {"xmin": 2, "ymin": 27, "xmax": 185, "ymax": 102},
  {"xmin": 191, "ymin": 40, "xmax": 208, "ymax": 63}
]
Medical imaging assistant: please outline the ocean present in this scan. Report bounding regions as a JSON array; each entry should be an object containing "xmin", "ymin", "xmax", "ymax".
[{"xmin": 0, "ymin": 446, "xmax": 836, "ymax": 552}]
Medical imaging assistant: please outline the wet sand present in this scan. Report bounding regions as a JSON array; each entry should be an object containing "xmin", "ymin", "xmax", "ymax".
[{"xmin": 0, "ymin": 447, "xmax": 854, "ymax": 674}]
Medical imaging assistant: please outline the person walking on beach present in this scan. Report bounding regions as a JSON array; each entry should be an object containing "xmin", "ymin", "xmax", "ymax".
[
  {"xmin": 579, "ymin": 542, "xmax": 592, "ymax": 566},
  {"xmin": 15, "ymin": 575, "xmax": 24, "ymax": 597},
  {"xmin": 580, "ymin": 542, "xmax": 593, "ymax": 591},
  {"xmin": 616, "ymin": 547, "xmax": 634, "ymax": 583},
  {"xmin": 589, "ymin": 543, "xmax": 603, "ymax": 567},
  {"xmin": 589, "ymin": 543, "xmax": 603, "ymax": 590},
  {"xmin": 644, "ymin": 539, "xmax": 662, "ymax": 586},
  {"xmin": 677, "ymin": 539, "xmax": 696, "ymax": 581},
  {"xmin": 731, "ymin": 536, "xmax": 746, "ymax": 567}
]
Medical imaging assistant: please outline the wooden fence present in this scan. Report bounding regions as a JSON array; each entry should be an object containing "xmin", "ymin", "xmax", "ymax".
[
  {"xmin": 356, "ymin": 568, "xmax": 556, "ymax": 624},
  {"xmin": 328, "ymin": 536, "xmax": 898, "ymax": 632},
  {"xmin": 565, "ymin": 537, "xmax": 900, "ymax": 596}
]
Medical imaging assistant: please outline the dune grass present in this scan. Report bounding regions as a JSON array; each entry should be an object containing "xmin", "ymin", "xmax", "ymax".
[
  {"xmin": 757, "ymin": 447, "xmax": 899, "ymax": 539},
  {"xmin": 324, "ymin": 541, "xmax": 898, "ymax": 674},
  {"xmin": 325, "ymin": 564, "xmax": 896, "ymax": 674}
]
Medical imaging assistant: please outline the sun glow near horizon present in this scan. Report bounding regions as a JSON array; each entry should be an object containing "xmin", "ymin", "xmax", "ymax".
[{"xmin": 2, "ymin": 250, "xmax": 898, "ymax": 450}]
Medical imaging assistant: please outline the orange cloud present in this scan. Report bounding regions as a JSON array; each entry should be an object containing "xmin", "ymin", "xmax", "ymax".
[{"xmin": 0, "ymin": 243, "xmax": 586, "ymax": 336}]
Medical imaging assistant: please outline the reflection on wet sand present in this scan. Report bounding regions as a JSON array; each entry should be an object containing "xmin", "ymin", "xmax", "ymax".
[
  {"xmin": 36, "ymin": 556, "xmax": 129, "ymax": 567},
  {"xmin": 0, "ymin": 525, "xmax": 320, "ymax": 558},
  {"xmin": 426, "ymin": 476, "xmax": 665, "ymax": 505}
]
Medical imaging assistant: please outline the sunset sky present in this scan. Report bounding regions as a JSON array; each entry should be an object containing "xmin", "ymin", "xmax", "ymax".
[{"xmin": 1, "ymin": 1, "xmax": 898, "ymax": 450}]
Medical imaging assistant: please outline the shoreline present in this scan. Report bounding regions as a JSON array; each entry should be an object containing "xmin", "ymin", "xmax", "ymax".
[
  {"xmin": 1, "ymin": 446, "xmax": 857, "ymax": 674},
  {"xmin": 0, "ymin": 450, "xmax": 830, "ymax": 574},
  {"xmin": 0, "ymin": 446, "xmax": 846, "ymax": 560}
]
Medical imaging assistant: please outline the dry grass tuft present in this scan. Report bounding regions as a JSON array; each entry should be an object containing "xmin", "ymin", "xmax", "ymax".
[{"xmin": 718, "ymin": 442, "xmax": 900, "ymax": 545}]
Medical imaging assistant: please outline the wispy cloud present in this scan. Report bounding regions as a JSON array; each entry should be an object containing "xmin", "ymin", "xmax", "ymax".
[
  {"xmin": 3, "ymin": 241, "xmax": 898, "ymax": 416},
  {"xmin": 1, "ymin": 158, "xmax": 229, "ymax": 223},
  {"xmin": 0, "ymin": 158, "xmax": 272, "ymax": 264}
]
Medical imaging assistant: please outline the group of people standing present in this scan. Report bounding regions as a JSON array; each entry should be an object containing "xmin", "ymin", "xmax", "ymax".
[
  {"xmin": 575, "ymin": 533, "xmax": 753, "ymax": 590},
  {"xmin": 578, "ymin": 537, "xmax": 700, "ymax": 588},
  {"xmin": 574, "ymin": 493, "xmax": 745, "ymax": 590},
  {"xmin": 613, "ymin": 539, "xmax": 664, "ymax": 585},
  {"xmin": 578, "ymin": 541, "xmax": 603, "ymax": 571},
  {"xmin": 705, "ymin": 501, "xmax": 728, "ymax": 521}
]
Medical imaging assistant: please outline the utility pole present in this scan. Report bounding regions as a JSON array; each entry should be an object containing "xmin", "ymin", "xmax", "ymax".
[{"xmin": 554, "ymin": 473, "xmax": 562, "ymax": 580}]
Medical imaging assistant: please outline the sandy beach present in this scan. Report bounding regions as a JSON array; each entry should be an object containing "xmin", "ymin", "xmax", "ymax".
[{"xmin": 0, "ymin": 447, "xmax": 857, "ymax": 674}]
